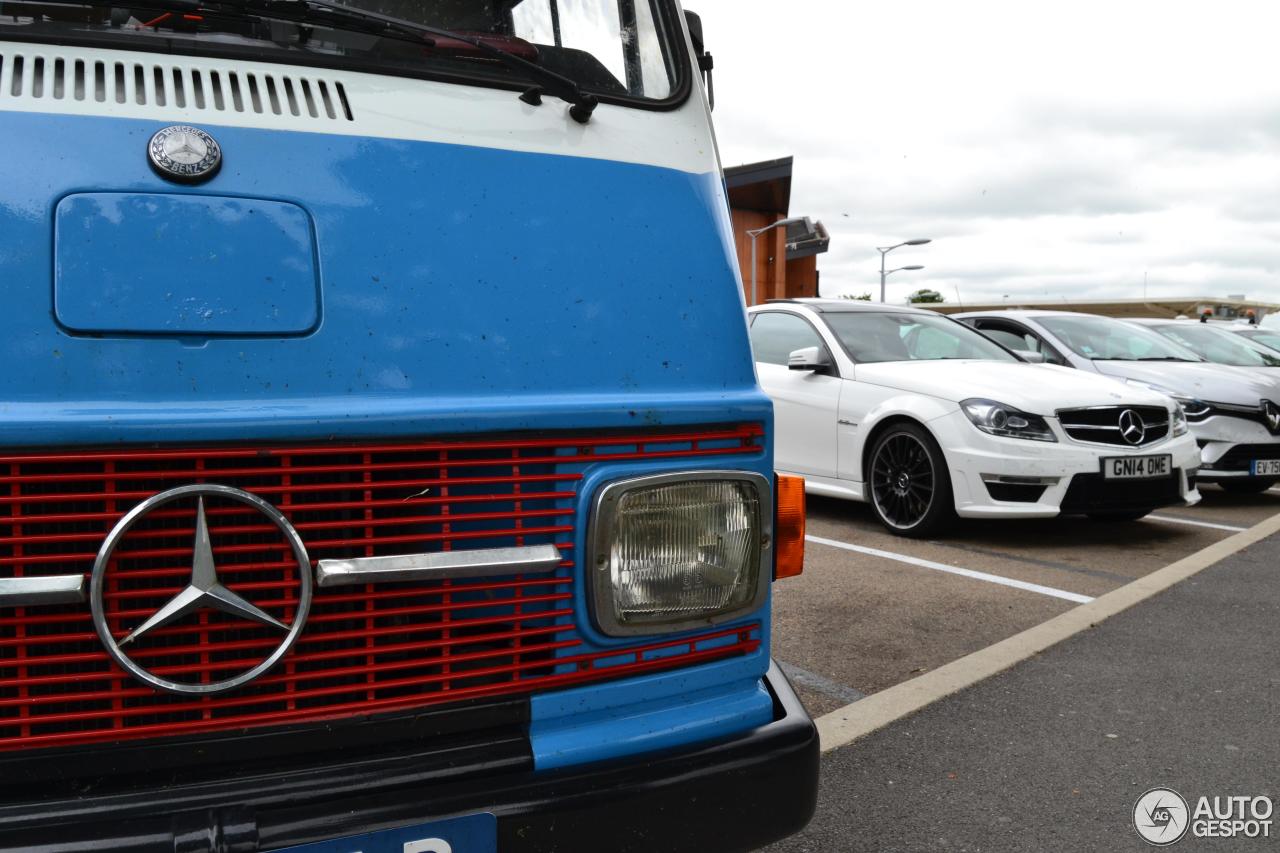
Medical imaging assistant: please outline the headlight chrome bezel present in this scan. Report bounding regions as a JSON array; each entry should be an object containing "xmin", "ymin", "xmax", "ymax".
[
  {"xmin": 959, "ymin": 398, "xmax": 1058, "ymax": 442},
  {"xmin": 586, "ymin": 470, "xmax": 773, "ymax": 638}
]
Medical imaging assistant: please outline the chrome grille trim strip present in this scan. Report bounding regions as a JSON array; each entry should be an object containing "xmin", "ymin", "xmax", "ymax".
[
  {"xmin": 0, "ymin": 574, "xmax": 85, "ymax": 607},
  {"xmin": 315, "ymin": 544, "xmax": 563, "ymax": 588}
]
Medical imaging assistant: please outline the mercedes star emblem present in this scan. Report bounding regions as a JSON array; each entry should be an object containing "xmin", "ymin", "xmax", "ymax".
[
  {"xmin": 1118, "ymin": 409, "xmax": 1147, "ymax": 446},
  {"xmin": 90, "ymin": 484, "xmax": 312, "ymax": 696},
  {"xmin": 147, "ymin": 125, "xmax": 222, "ymax": 184}
]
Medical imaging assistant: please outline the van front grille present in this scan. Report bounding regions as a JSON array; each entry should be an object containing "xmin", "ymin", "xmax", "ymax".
[{"xmin": 0, "ymin": 426, "xmax": 764, "ymax": 752}]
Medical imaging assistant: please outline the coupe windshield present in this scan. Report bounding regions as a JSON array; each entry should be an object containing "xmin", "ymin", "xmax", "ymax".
[
  {"xmin": 0, "ymin": 0, "xmax": 680, "ymax": 102},
  {"xmin": 823, "ymin": 311, "xmax": 1018, "ymax": 364},
  {"xmin": 1147, "ymin": 324, "xmax": 1280, "ymax": 367},
  {"xmin": 1035, "ymin": 315, "xmax": 1200, "ymax": 362}
]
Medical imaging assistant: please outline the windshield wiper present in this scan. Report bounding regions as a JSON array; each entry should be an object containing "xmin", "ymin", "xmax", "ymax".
[
  {"xmin": 1136, "ymin": 356, "xmax": 1194, "ymax": 362},
  {"xmin": 17, "ymin": 0, "xmax": 598, "ymax": 121},
  {"xmin": 215, "ymin": 0, "xmax": 598, "ymax": 121}
]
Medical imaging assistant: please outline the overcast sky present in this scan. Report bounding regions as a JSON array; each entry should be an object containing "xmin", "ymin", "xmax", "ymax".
[{"xmin": 696, "ymin": 0, "xmax": 1280, "ymax": 306}]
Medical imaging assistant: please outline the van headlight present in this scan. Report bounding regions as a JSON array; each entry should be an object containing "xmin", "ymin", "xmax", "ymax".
[
  {"xmin": 960, "ymin": 399, "xmax": 1057, "ymax": 442},
  {"xmin": 588, "ymin": 472, "xmax": 771, "ymax": 636}
]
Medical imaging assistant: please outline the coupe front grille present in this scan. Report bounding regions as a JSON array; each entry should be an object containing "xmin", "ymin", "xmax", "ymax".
[
  {"xmin": 0, "ymin": 426, "xmax": 765, "ymax": 752},
  {"xmin": 1057, "ymin": 406, "xmax": 1170, "ymax": 447},
  {"xmin": 1059, "ymin": 470, "xmax": 1182, "ymax": 513}
]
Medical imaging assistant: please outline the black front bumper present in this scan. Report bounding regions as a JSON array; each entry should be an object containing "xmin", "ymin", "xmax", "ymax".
[{"xmin": 1, "ymin": 662, "xmax": 818, "ymax": 853}]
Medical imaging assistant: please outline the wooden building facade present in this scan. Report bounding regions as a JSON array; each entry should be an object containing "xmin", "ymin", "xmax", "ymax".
[{"xmin": 724, "ymin": 157, "xmax": 829, "ymax": 307}]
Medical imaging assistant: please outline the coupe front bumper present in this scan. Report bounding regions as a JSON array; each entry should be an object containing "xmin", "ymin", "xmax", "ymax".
[{"xmin": 929, "ymin": 410, "xmax": 1202, "ymax": 518}]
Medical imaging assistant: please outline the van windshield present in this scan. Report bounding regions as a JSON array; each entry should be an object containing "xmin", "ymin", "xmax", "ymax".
[{"xmin": 1, "ymin": 0, "xmax": 682, "ymax": 103}]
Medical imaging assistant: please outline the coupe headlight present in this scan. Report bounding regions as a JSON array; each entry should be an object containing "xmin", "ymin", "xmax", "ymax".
[
  {"xmin": 960, "ymin": 399, "xmax": 1057, "ymax": 442},
  {"xmin": 1171, "ymin": 405, "xmax": 1189, "ymax": 436},
  {"xmin": 588, "ymin": 472, "xmax": 771, "ymax": 636},
  {"xmin": 1123, "ymin": 379, "xmax": 1211, "ymax": 421}
]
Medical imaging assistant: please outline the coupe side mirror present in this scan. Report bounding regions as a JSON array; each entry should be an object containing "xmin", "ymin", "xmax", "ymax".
[
  {"xmin": 1013, "ymin": 350, "xmax": 1047, "ymax": 364},
  {"xmin": 788, "ymin": 347, "xmax": 830, "ymax": 372}
]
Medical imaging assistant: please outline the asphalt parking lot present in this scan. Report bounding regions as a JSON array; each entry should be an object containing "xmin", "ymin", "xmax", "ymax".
[
  {"xmin": 765, "ymin": 483, "xmax": 1280, "ymax": 851},
  {"xmin": 770, "ymin": 485, "xmax": 1280, "ymax": 719}
]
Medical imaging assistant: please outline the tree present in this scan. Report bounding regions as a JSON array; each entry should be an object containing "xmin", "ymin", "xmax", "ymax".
[
  {"xmin": 907, "ymin": 288, "xmax": 945, "ymax": 304},
  {"xmin": 839, "ymin": 292, "xmax": 873, "ymax": 301}
]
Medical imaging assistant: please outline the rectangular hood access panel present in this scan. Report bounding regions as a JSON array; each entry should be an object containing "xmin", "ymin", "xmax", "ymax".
[{"xmin": 54, "ymin": 193, "xmax": 319, "ymax": 337}]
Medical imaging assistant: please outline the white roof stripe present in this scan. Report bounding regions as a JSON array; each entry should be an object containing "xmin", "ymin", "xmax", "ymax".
[{"xmin": 0, "ymin": 40, "xmax": 719, "ymax": 174}]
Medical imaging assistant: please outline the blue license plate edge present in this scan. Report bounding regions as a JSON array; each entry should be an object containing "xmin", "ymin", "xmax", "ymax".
[{"xmin": 274, "ymin": 813, "xmax": 497, "ymax": 853}]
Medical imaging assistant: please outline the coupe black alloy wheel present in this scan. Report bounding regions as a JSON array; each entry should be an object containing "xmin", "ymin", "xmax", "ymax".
[
  {"xmin": 868, "ymin": 424, "xmax": 955, "ymax": 537},
  {"xmin": 872, "ymin": 432, "xmax": 935, "ymax": 528}
]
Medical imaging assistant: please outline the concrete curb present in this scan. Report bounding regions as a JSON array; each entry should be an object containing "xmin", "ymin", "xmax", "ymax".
[{"xmin": 815, "ymin": 509, "xmax": 1280, "ymax": 753}]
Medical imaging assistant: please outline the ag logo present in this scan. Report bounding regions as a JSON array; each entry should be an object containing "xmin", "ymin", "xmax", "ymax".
[{"xmin": 1134, "ymin": 787, "xmax": 1190, "ymax": 846}]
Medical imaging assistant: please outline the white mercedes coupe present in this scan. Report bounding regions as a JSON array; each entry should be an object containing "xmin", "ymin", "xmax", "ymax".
[{"xmin": 748, "ymin": 300, "xmax": 1200, "ymax": 536}]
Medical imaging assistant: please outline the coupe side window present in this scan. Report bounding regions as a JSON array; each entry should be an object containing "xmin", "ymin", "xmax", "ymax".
[
  {"xmin": 981, "ymin": 328, "xmax": 1030, "ymax": 351},
  {"xmin": 749, "ymin": 312, "xmax": 827, "ymax": 366},
  {"xmin": 978, "ymin": 320, "xmax": 1069, "ymax": 366}
]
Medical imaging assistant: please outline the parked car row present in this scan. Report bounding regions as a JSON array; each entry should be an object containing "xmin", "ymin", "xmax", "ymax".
[{"xmin": 747, "ymin": 300, "xmax": 1280, "ymax": 536}]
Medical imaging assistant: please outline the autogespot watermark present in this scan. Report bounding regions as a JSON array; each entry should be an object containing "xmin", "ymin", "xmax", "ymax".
[{"xmin": 1133, "ymin": 787, "xmax": 1274, "ymax": 845}]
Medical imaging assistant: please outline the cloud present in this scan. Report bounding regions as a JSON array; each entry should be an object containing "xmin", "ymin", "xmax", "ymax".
[{"xmin": 698, "ymin": 0, "xmax": 1280, "ymax": 305}]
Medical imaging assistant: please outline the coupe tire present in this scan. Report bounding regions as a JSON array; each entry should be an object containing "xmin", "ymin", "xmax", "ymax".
[
  {"xmin": 867, "ymin": 422, "xmax": 955, "ymax": 538},
  {"xmin": 1220, "ymin": 479, "xmax": 1278, "ymax": 495}
]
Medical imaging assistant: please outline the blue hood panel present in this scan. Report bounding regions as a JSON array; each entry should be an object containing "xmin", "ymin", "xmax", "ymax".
[
  {"xmin": 55, "ymin": 193, "xmax": 320, "ymax": 336},
  {"xmin": 0, "ymin": 111, "xmax": 764, "ymax": 445}
]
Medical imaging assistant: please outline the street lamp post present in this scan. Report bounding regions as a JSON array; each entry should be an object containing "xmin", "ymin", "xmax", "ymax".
[
  {"xmin": 877, "ymin": 238, "xmax": 932, "ymax": 302},
  {"xmin": 746, "ymin": 217, "xmax": 806, "ymax": 307}
]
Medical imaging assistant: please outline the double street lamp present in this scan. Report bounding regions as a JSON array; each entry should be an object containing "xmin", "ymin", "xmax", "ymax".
[
  {"xmin": 878, "ymin": 238, "xmax": 932, "ymax": 302},
  {"xmin": 746, "ymin": 217, "xmax": 807, "ymax": 307}
]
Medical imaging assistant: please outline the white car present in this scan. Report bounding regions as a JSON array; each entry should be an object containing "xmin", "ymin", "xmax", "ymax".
[
  {"xmin": 1127, "ymin": 318, "xmax": 1280, "ymax": 374},
  {"xmin": 1229, "ymin": 326, "xmax": 1280, "ymax": 355},
  {"xmin": 956, "ymin": 309, "xmax": 1280, "ymax": 493},
  {"xmin": 747, "ymin": 300, "xmax": 1200, "ymax": 536}
]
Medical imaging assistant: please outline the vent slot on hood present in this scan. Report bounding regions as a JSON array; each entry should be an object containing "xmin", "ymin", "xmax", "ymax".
[{"xmin": 0, "ymin": 48, "xmax": 354, "ymax": 121}]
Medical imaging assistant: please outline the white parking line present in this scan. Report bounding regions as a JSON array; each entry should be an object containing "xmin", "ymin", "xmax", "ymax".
[
  {"xmin": 805, "ymin": 534, "xmax": 1094, "ymax": 604},
  {"xmin": 1147, "ymin": 515, "xmax": 1247, "ymax": 532}
]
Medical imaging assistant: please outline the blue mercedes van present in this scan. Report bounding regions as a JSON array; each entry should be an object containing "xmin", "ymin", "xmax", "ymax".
[{"xmin": 0, "ymin": 1, "xmax": 817, "ymax": 850}]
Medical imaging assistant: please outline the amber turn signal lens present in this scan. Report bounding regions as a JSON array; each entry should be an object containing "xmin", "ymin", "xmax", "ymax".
[{"xmin": 774, "ymin": 474, "xmax": 805, "ymax": 579}]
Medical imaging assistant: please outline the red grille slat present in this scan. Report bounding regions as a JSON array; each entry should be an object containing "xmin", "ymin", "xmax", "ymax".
[
  {"xmin": 0, "ymin": 444, "xmax": 751, "ymax": 486},
  {"xmin": 0, "ymin": 506, "xmax": 573, "ymax": 547},
  {"xmin": 0, "ymin": 426, "xmax": 763, "ymax": 465},
  {"xmin": 0, "ymin": 609, "xmax": 578, "ymax": 670},
  {"xmin": 0, "ymin": 473, "xmax": 584, "ymax": 507},
  {"xmin": 0, "ymin": 426, "xmax": 764, "ymax": 752}
]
